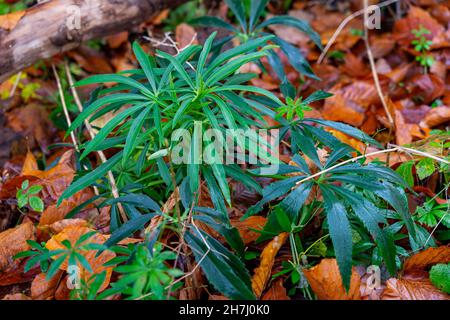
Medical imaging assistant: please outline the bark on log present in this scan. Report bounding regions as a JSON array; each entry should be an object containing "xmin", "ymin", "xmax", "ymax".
[{"xmin": 0, "ymin": 0, "xmax": 187, "ymax": 82}]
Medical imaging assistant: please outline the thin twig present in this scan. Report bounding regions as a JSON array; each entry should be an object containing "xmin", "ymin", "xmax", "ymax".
[
  {"xmin": 52, "ymin": 65, "xmax": 80, "ymax": 152},
  {"xmin": 64, "ymin": 60, "xmax": 126, "ymax": 220},
  {"xmin": 318, "ymin": 0, "xmax": 399, "ymax": 64}
]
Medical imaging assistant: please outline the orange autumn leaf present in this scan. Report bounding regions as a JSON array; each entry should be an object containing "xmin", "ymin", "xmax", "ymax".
[
  {"xmin": 327, "ymin": 129, "xmax": 365, "ymax": 153},
  {"xmin": 261, "ymin": 278, "xmax": 290, "ymax": 300},
  {"xmin": 21, "ymin": 151, "xmax": 39, "ymax": 175},
  {"xmin": 175, "ymin": 23, "xmax": 198, "ymax": 49},
  {"xmin": 403, "ymin": 245, "xmax": 450, "ymax": 273},
  {"xmin": 303, "ymin": 259, "xmax": 361, "ymax": 300},
  {"xmin": 31, "ymin": 271, "xmax": 63, "ymax": 300},
  {"xmin": 231, "ymin": 216, "xmax": 267, "ymax": 245},
  {"xmin": 0, "ymin": 10, "xmax": 25, "ymax": 30},
  {"xmin": 252, "ymin": 232, "xmax": 288, "ymax": 298},
  {"xmin": 381, "ymin": 273, "xmax": 449, "ymax": 300},
  {"xmin": 45, "ymin": 226, "xmax": 115, "ymax": 292}
]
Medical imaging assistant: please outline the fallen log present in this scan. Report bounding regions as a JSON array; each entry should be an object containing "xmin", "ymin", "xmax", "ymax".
[{"xmin": 0, "ymin": 0, "xmax": 187, "ymax": 82}]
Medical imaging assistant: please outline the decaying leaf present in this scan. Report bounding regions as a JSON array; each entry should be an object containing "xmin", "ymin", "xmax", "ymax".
[
  {"xmin": 31, "ymin": 271, "xmax": 63, "ymax": 300},
  {"xmin": 2, "ymin": 293, "xmax": 32, "ymax": 300},
  {"xmin": 231, "ymin": 216, "xmax": 267, "ymax": 245},
  {"xmin": 382, "ymin": 273, "xmax": 449, "ymax": 300},
  {"xmin": 302, "ymin": 259, "xmax": 361, "ymax": 300},
  {"xmin": 252, "ymin": 232, "xmax": 288, "ymax": 298},
  {"xmin": 420, "ymin": 107, "xmax": 450, "ymax": 128},
  {"xmin": 403, "ymin": 245, "xmax": 450, "ymax": 273}
]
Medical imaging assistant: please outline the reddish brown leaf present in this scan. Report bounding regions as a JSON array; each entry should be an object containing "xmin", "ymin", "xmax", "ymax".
[
  {"xmin": 382, "ymin": 273, "xmax": 449, "ymax": 300},
  {"xmin": 31, "ymin": 271, "xmax": 63, "ymax": 300},
  {"xmin": 261, "ymin": 279, "xmax": 290, "ymax": 300},
  {"xmin": 231, "ymin": 216, "xmax": 266, "ymax": 245},
  {"xmin": 303, "ymin": 259, "xmax": 361, "ymax": 300}
]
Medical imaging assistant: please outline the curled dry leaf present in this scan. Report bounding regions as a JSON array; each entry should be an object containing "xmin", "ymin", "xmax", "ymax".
[
  {"xmin": 382, "ymin": 273, "xmax": 449, "ymax": 300},
  {"xmin": 31, "ymin": 270, "xmax": 63, "ymax": 300},
  {"xmin": 403, "ymin": 245, "xmax": 450, "ymax": 273},
  {"xmin": 406, "ymin": 74, "xmax": 445, "ymax": 105},
  {"xmin": 47, "ymin": 219, "xmax": 89, "ymax": 235},
  {"xmin": 252, "ymin": 232, "xmax": 288, "ymax": 298},
  {"xmin": 302, "ymin": 258, "xmax": 361, "ymax": 300},
  {"xmin": 45, "ymin": 225, "xmax": 115, "ymax": 292},
  {"xmin": 394, "ymin": 109, "xmax": 413, "ymax": 146},
  {"xmin": 231, "ymin": 216, "xmax": 267, "ymax": 245},
  {"xmin": 261, "ymin": 278, "xmax": 290, "ymax": 300}
]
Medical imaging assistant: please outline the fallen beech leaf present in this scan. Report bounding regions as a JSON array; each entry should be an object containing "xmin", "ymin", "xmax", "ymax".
[
  {"xmin": 175, "ymin": 23, "xmax": 198, "ymax": 49},
  {"xmin": 0, "ymin": 10, "xmax": 25, "ymax": 30},
  {"xmin": 382, "ymin": 273, "xmax": 449, "ymax": 300},
  {"xmin": 322, "ymin": 93, "xmax": 365, "ymax": 126},
  {"xmin": 407, "ymin": 74, "xmax": 445, "ymax": 105},
  {"xmin": 420, "ymin": 106, "xmax": 450, "ymax": 128},
  {"xmin": 2, "ymin": 293, "xmax": 32, "ymax": 300},
  {"xmin": 394, "ymin": 109, "xmax": 413, "ymax": 146},
  {"xmin": 6, "ymin": 103, "xmax": 56, "ymax": 150},
  {"xmin": 303, "ymin": 258, "xmax": 361, "ymax": 300},
  {"xmin": 403, "ymin": 246, "xmax": 450, "ymax": 273},
  {"xmin": 328, "ymin": 129, "xmax": 365, "ymax": 153},
  {"xmin": 393, "ymin": 6, "xmax": 445, "ymax": 48},
  {"xmin": 47, "ymin": 219, "xmax": 89, "ymax": 235},
  {"xmin": 0, "ymin": 222, "xmax": 35, "ymax": 272},
  {"xmin": 231, "ymin": 216, "xmax": 266, "ymax": 245},
  {"xmin": 45, "ymin": 226, "xmax": 115, "ymax": 292},
  {"xmin": 261, "ymin": 279, "xmax": 290, "ymax": 300},
  {"xmin": 252, "ymin": 232, "xmax": 288, "ymax": 298},
  {"xmin": 31, "ymin": 271, "xmax": 63, "ymax": 300}
]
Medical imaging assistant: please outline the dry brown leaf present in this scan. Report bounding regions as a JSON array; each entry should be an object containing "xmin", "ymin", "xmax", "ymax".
[
  {"xmin": 31, "ymin": 271, "xmax": 63, "ymax": 300},
  {"xmin": 45, "ymin": 226, "xmax": 115, "ymax": 292},
  {"xmin": 261, "ymin": 278, "xmax": 290, "ymax": 300},
  {"xmin": 47, "ymin": 219, "xmax": 89, "ymax": 235},
  {"xmin": 394, "ymin": 109, "xmax": 413, "ymax": 146},
  {"xmin": 403, "ymin": 245, "xmax": 450, "ymax": 273},
  {"xmin": 303, "ymin": 258, "xmax": 361, "ymax": 300},
  {"xmin": 328, "ymin": 129, "xmax": 365, "ymax": 153},
  {"xmin": 252, "ymin": 232, "xmax": 288, "ymax": 298},
  {"xmin": 106, "ymin": 31, "xmax": 129, "ymax": 48},
  {"xmin": 231, "ymin": 216, "xmax": 266, "ymax": 245},
  {"xmin": 0, "ymin": 222, "xmax": 35, "ymax": 272},
  {"xmin": 381, "ymin": 273, "xmax": 449, "ymax": 300},
  {"xmin": 175, "ymin": 23, "xmax": 198, "ymax": 49},
  {"xmin": 420, "ymin": 106, "xmax": 450, "ymax": 128},
  {"xmin": 0, "ymin": 10, "xmax": 25, "ymax": 30}
]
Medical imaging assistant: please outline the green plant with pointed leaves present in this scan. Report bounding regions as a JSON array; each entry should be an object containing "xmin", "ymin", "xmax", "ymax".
[
  {"xmin": 14, "ymin": 232, "xmax": 104, "ymax": 281},
  {"xmin": 190, "ymin": 0, "xmax": 323, "ymax": 97},
  {"xmin": 99, "ymin": 243, "xmax": 183, "ymax": 300}
]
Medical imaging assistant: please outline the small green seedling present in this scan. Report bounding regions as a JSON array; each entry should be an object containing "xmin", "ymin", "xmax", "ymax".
[
  {"xmin": 16, "ymin": 180, "xmax": 44, "ymax": 212},
  {"xmin": 411, "ymin": 25, "xmax": 434, "ymax": 72}
]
